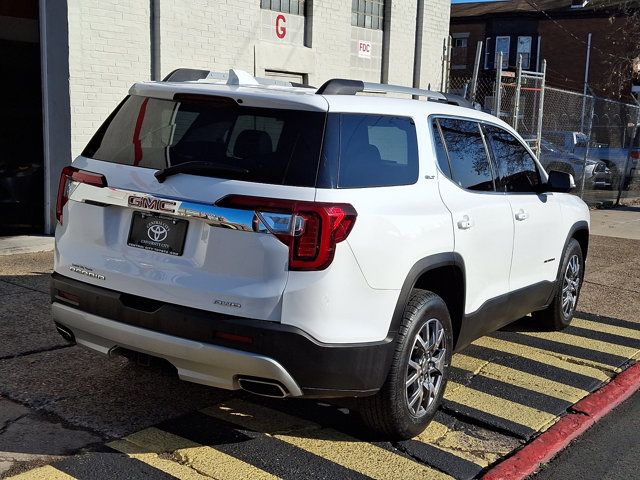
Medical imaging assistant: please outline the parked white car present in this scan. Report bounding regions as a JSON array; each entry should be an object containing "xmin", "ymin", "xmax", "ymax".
[{"xmin": 51, "ymin": 69, "xmax": 590, "ymax": 439}]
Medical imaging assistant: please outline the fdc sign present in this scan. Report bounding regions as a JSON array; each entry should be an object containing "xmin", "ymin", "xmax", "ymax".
[{"xmin": 358, "ymin": 40, "xmax": 372, "ymax": 58}]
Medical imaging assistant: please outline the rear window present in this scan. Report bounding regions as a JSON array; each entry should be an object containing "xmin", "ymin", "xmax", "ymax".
[
  {"xmin": 317, "ymin": 113, "xmax": 419, "ymax": 188},
  {"xmin": 83, "ymin": 95, "xmax": 326, "ymax": 187}
]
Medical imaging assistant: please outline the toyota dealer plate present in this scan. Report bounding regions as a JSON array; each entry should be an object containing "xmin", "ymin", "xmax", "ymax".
[{"xmin": 127, "ymin": 212, "xmax": 188, "ymax": 256}]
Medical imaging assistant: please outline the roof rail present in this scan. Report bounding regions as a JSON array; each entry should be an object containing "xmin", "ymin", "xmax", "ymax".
[
  {"xmin": 162, "ymin": 68, "xmax": 315, "ymax": 89},
  {"xmin": 315, "ymin": 79, "xmax": 475, "ymax": 108}
]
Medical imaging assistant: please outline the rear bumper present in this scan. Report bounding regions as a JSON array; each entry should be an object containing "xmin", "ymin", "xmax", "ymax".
[
  {"xmin": 52, "ymin": 302, "xmax": 304, "ymax": 396},
  {"xmin": 51, "ymin": 273, "xmax": 395, "ymax": 397}
]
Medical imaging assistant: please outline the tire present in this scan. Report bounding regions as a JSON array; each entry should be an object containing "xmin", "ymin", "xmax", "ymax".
[
  {"xmin": 355, "ymin": 289, "xmax": 453, "ymax": 440},
  {"xmin": 532, "ymin": 238, "xmax": 584, "ymax": 331}
]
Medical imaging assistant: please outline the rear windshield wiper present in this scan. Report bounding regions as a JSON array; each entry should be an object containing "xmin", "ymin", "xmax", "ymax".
[{"xmin": 154, "ymin": 161, "xmax": 249, "ymax": 183}]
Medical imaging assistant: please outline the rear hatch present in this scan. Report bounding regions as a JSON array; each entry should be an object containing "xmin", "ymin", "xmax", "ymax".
[{"xmin": 55, "ymin": 88, "xmax": 327, "ymax": 321}]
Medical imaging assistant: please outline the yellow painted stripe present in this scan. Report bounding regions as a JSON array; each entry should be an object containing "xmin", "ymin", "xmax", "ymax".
[
  {"xmin": 415, "ymin": 421, "xmax": 494, "ymax": 467},
  {"xmin": 6, "ymin": 466, "xmax": 75, "ymax": 480},
  {"xmin": 120, "ymin": 427, "xmax": 276, "ymax": 480},
  {"xmin": 472, "ymin": 336, "xmax": 613, "ymax": 379},
  {"xmin": 445, "ymin": 381, "xmax": 557, "ymax": 431},
  {"xmin": 202, "ymin": 400, "xmax": 453, "ymax": 480},
  {"xmin": 572, "ymin": 318, "xmax": 640, "ymax": 340},
  {"xmin": 108, "ymin": 438, "xmax": 209, "ymax": 479},
  {"xmin": 521, "ymin": 330, "xmax": 640, "ymax": 360},
  {"xmin": 452, "ymin": 353, "xmax": 589, "ymax": 403}
]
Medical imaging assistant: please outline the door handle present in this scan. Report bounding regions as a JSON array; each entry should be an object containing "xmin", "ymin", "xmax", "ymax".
[
  {"xmin": 515, "ymin": 210, "xmax": 529, "ymax": 221},
  {"xmin": 457, "ymin": 215, "xmax": 474, "ymax": 230}
]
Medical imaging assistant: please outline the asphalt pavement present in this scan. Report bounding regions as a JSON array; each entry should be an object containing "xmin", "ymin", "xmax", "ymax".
[
  {"xmin": 533, "ymin": 389, "xmax": 640, "ymax": 480},
  {"xmin": 0, "ymin": 226, "xmax": 638, "ymax": 479}
]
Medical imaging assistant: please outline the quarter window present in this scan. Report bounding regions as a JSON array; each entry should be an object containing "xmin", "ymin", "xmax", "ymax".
[
  {"xmin": 318, "ymin": 113, "xmax": 418, "ymax": 188},
  {"xmin": 437, "ymin": 118, "xmax": 495, "ymax": 191},
  {"xmin": 483, "ymin": 125, "xmax": 541, "ymax": 193}
]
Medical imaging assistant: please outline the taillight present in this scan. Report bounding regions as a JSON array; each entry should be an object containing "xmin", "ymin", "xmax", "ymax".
[
  {"xmin": 56, "ymin": 166, "xmax": 107, "ymax": 224},
  {"xmin": 630, "ymin": 150, "xmax": 640, "ymax": 159},
  {"xmin": 217, "ymin": 195, "xmax": 357, "ymax": 271}
]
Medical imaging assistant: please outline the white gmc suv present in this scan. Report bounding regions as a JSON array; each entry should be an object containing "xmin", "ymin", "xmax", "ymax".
[{"xmin": 52, "ymin": 69, "xmax": 589, "ymax": 439}]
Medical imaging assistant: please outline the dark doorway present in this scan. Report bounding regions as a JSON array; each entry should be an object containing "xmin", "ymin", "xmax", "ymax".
[{"xmin": 0, "ymin": 1, "xmax": 44, "ymax": 235}]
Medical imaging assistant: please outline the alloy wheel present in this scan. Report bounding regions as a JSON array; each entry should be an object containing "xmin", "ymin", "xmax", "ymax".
[
  {"xmin": 405, "ymin": 317, "xmax": 447, "ymax": 417},
  {"xmin": 562, "ymin": 254, "xmax": 581, "ymax": 317}
]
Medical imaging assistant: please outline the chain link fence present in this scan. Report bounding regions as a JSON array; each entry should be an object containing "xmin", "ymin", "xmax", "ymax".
[{"xmin": 447, "ymin": 68, "xmax": 640, "ymax": 206}]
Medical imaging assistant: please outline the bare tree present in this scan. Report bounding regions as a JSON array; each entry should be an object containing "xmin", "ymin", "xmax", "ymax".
[{"xmin": 599, "ymin": 0, "xmax": 640, "ymax": 100}]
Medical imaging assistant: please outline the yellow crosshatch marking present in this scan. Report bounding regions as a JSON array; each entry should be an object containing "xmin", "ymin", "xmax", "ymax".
[
  {"xmin": 471, "ymin": 336, "xmax": 614, "ymax": 379},
  {"xmin": 6, "ymin": 466, "xmax": 75, "ymax": 480},
  {"xmin": 571, "ymin": 318, "xmax": 640, "ymax": 341},
  {"xmin": 452, "ymin": 353, "xmax": 590, "ymax": 403},
  {"xmin": 445, "ymin": 381, "xmax": 558, "ymax": 431},
  {"xmin": 202, "ymin": 400, "xmax": 454, "ymax": 480},
  {"xmin": 108, "ymin": 438, "xmax": 210, "ymax": 479},
  {"xmin": 520, "ymin": 330, "xmax": 640, "ymax": 360},
  {"xmin": 112, "ymin": 427, "xmax": 277, "ymax": 480}
]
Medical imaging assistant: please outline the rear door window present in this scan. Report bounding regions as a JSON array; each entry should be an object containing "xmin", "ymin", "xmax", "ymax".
[
  {"xmin": 83, "ymin": 95, "xmax": 326, "ymax": 187},
  {"xmin": 483, "ymin": 125, "xmax": 542, "ymax": 193},
  {"xmin": 318, "ymin": 114, "xmax": 419, "ymax": 188},
  {"xmin": 437, "ymin": 118, "xmax": 495, "ymax": 191}
]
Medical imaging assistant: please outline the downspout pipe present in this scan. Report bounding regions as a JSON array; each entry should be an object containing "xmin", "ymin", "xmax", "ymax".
[
  {"xmin": 150, "ymin": 0, "xmax": 161, "ymax": 81},
  {"xmin": 413, "ymin": 0, "xmax": 425, "ymax": 94}
]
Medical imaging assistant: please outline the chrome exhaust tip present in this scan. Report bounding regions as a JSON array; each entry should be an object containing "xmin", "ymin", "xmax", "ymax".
[
  {"xmin": 54, "ymin": 322, "xmax": 75, "ymax": 343},
  {"xmin": 237, "ymin": 377, "xmax": 289, "ymax": 398}
]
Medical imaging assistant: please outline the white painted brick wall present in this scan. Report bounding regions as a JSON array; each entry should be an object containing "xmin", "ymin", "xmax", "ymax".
[
  {"xmin": 64, "ymin": 0, "xmax": 449, "ymax": 157},
  {"xmin": 418, "ymin": 0, "xmax": 451, "ymax": 90},
  {"xmin": 67, "ymin": 0, "xmax": 150, "ymax": 157}
]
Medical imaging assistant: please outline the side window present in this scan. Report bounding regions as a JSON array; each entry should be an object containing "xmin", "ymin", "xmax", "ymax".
[
  {"xmin": 432, "ymin": 119, "xmax": 451, "ymax": 178},
  {"xmin": 335, "ymin": 114, "xmax": 419, "ymax": 188},
  {"xmin": 483, "ymin": 125, "xmax": 541, "ymax": 193},
  {"xmin": 438, "ymin": 118, "xmax": 495, "ymax": 191}
]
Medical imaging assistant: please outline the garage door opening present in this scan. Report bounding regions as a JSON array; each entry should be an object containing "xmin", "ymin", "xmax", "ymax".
[
  {"xmin": 0, "ymin": 1, "xmax": 44, "ymax": 235},
  {"xmin": 265, "ymin": 70, "xmax": 308, "ymax": 86}
]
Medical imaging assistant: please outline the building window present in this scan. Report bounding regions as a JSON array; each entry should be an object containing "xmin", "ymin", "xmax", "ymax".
[
  {"xmin": 351, "ymin": 0, "xmax": 385, "ymax": 30},
  {"xmin": 484, "ymin": 37, "xmax": 492, "ymax": 69},
  {"xmin": 451, "ymin": 35, "xmax": 469, "ymax": 69},
  {"xmin": 261, "ymin": 0, "xmax": 305, "ymax": 16},
  {"xmin": 495, "ymin": 36, "xmax": 510, "ymax": 69},
  {"xmin": 517, "ymin": 36, "xmax": 532, "ymax": 70}
]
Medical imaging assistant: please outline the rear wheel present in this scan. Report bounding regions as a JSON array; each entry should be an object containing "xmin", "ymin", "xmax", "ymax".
[
  {"xmin": 356, "ymin": 289, "xmax": 453, "ymax": 440},
  {"xmin": 532, "ymin": 238, "xmax": 584, "ymax": 330}
]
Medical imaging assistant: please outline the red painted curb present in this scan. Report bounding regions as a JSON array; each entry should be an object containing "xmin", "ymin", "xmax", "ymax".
[{"xmin": 482, "ymin": 361, "xmax": 640, "ymax": 480}]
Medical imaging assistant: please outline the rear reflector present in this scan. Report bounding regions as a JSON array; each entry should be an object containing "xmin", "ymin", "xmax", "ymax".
[
  {"xmin": 217, "ymin": 195, "xmax": 357, "ymax": 271},
  {"xmin": 215, "ymin": 331, "xmax": 253, "ymax": 344},
  {"xmin": 56, "ymin": 290, "xmax": 80, "ymax": 305},
  {"xmin": 56, "ymin": 166, "xmax": 107, "ymax": 224}
]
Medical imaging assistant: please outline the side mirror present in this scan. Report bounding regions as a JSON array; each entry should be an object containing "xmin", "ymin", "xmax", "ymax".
[{"xmin": 546, "ymin": 170, "xmax": 575, "ymax": 193}]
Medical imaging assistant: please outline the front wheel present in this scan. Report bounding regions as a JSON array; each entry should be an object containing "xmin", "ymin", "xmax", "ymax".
[
  {"xmin": 533, "ymin": 238, "xmax": 584, "ymax": 330},
  {"xmin": 356, "ymin": 289, "xmax": 453, "ymax": 440}
]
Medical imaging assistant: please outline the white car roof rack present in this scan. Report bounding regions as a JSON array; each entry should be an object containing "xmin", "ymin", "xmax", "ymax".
[
  {"xmin": 315, "ymin": 78, "xmax": 474, "ymax": 108},
  {"xmin": 162, "ymin": 68, "xmax": 314, "ymax": 89}
]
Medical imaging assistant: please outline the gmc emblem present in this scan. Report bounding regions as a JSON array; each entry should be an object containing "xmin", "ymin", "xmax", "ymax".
[{"xmin": 128, "ymin": 195, "xmax": 177, "ymax": 213}]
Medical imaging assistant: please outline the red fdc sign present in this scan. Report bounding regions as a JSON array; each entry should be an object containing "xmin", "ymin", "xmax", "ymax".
[
  {"xmin": 358, "ymin": 40, "xmax": 372, "ymax": 58},
  {"xmin": 276, "ymin": 14, "xmax": 287, "ymax": 39}
]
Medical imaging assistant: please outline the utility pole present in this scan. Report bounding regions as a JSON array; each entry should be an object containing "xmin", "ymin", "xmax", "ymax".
[
  {"xmin": 580, "ymin": 33, "xmax": 592, "ymax": 133},
  {"xmin": 469, "ymin": 41, "xmax": 483, "ymax": 103}
]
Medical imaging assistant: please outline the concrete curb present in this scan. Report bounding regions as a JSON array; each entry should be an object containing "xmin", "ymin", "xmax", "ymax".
[{"xmin": 482, "ymin": 361, "xmax": 640, "ymax": 480}]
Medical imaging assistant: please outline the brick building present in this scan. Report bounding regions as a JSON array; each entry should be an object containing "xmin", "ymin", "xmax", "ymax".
[
  {"xmin": 449, "ymin": 0, "xmax": 639, "ymax": 98},
  {"xmin": 0, "ymin": 0, "xmax": 450, "ymax": 234}
]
